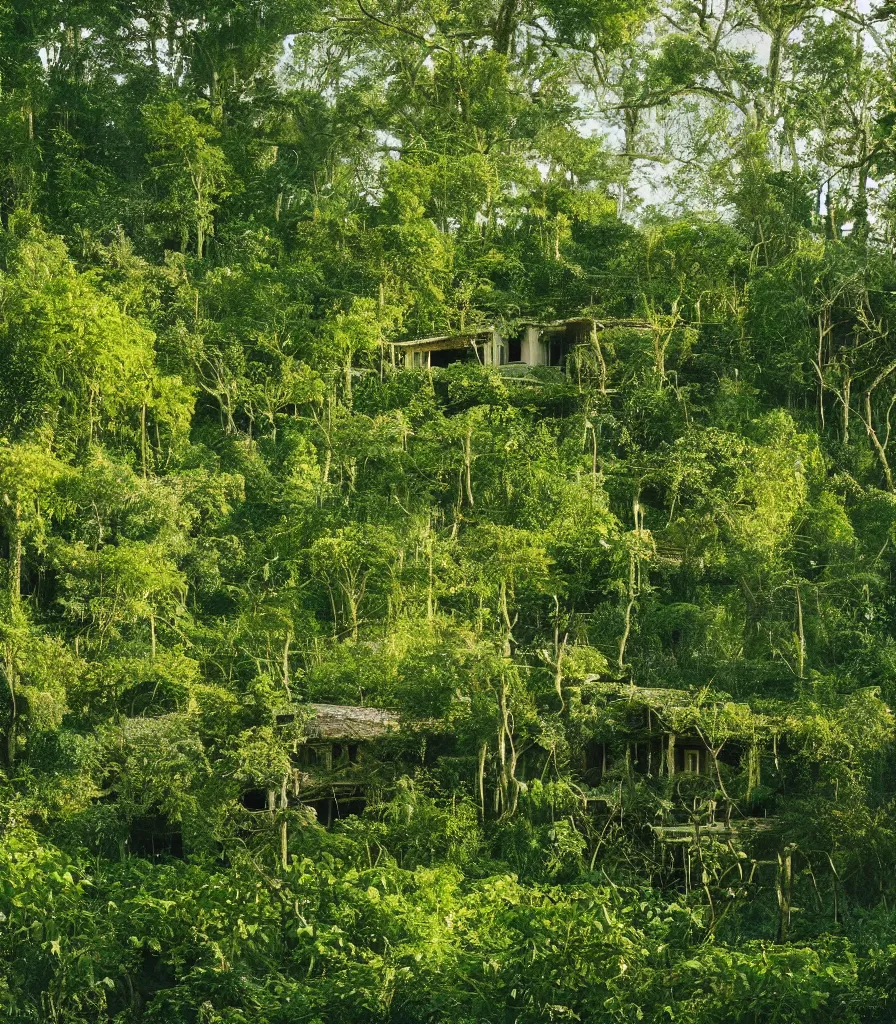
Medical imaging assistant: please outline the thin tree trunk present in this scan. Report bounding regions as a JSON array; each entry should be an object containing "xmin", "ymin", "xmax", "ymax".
[
  {"xmin": 5, "ymin": 506, "xmax": 21, "ymax": 764},
  {"xmin": 280, "ymin": 774, "xmax": 289, "ymax": 870},
  {"xmin": 842, "ymin": 369, "xmax": 851, "ymax": 444},
  {"xmin": 141, "ymin": 402, "xmax": 148, "ymax": 477},
  {"xmin": 777, "ymin": 846, "xmax": 793, "ymax": 941},
  {"xmin": 499, "ymin": 580, "xmax": 513, "ymax": 657},
  {"xmin": 795, "ymin": 586, "xmax": 805, "ymax": 679},
  {"xmin": 493, "ymin": 0, "xmax": 519, "ymax": 54},
  {"xmin": 666, "ymin": 732, "xmax": 676, "ymax": 777},
  {"xmin": 282, "ymin": 631, "xmax": 292, "ymax": 697},
  {"xmin": 478, "ymin": 742, "xmax": 488, "ymax": 820},
  {"xmin": 344, "ymin": 357, "xmax": 353, "ymax": 409},
  {"xmin": 864, "ymin": 389, "xmax": 895, "ymax": 490},
  {"xmin": 463, "ymin": 427, "xmax": 474, "ymax": 507},
  {"xmin": 618, "ymin": 548, "xmax": 634, "ymax": 667}
]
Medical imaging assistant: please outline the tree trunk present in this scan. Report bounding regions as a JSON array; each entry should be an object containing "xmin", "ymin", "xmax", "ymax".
[
  {"xmin": 864, "ymin": 389, "xmax": 895, "ymax": 491},
  {"xmin": 618, "ymin": 560, "xmax": 634, "ymax": 668},
  {"xmin": 842, "ymin": 368, "xmax": 851, "ymax": 444},
  {"xmin": 493, "ymin": 0, "xmax": 519, "ymax": 55},
  {"xmin": 4, "ymin": 505, "xmax": 21, "ymax": 765},
  {"xmin": 777, "ymin": 846, "xmax": 793, "ymax": 941},
  {"xmin": 463, "ymin": 427, "xmax": 474, "ymax": 508},
  {"xmin": 499, "ymin": 580, "xmax": 513, "ymax": 657},
  {"xmin": 795, "ymin": 586, "xmax": 805, "ymax": 679},
  {"xmin": 8, "ymin": 506, "xmax": 20, "ymax": 610},
  {"xmin": 280, "ymin": 775, "xmax": 289, "ymax": 870},
  {"xmin": 141, "ymin": 402, "xmax": 149, "ymax": 477},
  {"xmin": 282, "ymin": 631, "xmax": 292, "ymax": 697}
]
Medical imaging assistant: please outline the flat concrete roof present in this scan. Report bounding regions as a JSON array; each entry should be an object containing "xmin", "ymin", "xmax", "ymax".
[{"xmin": 393, "ymin": 329, "xmax": 495, "ymax": 350}]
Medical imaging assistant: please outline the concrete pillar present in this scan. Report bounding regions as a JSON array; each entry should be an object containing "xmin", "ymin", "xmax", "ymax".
[{"xmin": 520, "ymin": 326, "xmax": 544, "ymax": 366}]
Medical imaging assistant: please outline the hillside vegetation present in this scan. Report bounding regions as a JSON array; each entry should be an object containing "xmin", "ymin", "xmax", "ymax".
[{"xmin": 3, "ymin": 1, "xmax": 896, "ymax": 1021}]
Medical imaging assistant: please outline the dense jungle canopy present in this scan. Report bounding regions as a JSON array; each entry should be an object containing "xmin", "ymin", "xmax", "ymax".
[{"xmin": 5, "ymin": 0, "xmax": 896, "ymax": 1020}]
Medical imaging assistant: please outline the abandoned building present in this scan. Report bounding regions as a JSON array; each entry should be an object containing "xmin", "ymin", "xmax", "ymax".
[
  {"xmin": 578, "ymin": 684, "xmax": 723, "ymax": 781},
  {"xmin": 392, "ymin": 317, "xmax": 653, "ymax": 372},
  {"xmin": 301, "ymin": 705, "xmax": 396, "ymax": 815},
  {"xmin": 234, "ymin": 684, "xmax": 786, "ymax": 853},
  {"xmin": 392, "ymin": 329, "xmax": 503, "ymax": 369},
  {"xmin": 292, "ymin": 703, "xmax": 401, "ymax": 824},
  {"xmin": 242, "ymin": 703, "xmax": 403, "ymax": 826},
  {"xmin": 512, "ymin": 318, "xmax": 596, "ymax": 369},
  {"xmin": 573, "ymin": 681, "xmax": 782, "ymax": 841},
  {"xmin": 108, "ymin": 685, "xmax": 791, "ymax": 862}
]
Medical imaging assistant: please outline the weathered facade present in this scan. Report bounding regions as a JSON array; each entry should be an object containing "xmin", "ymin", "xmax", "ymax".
[
  {"xmin": 581, "ymin": 685, "xmax": 719, "ymax": 781},
  {"xmin": 242, "ymin": 703, "xmax": 403, "ymax": 827},
  {"xmin": 393, "ymin": 318, "xmax": 652, "ymax": 372},
  {"xmin": 291, "ymin": 704, "xmax": 400, "ymax": 823},
  {"xmin": 575, "ymin": 681, "xmax": 780, "ymax": 841},
  {"xmin": 513, "ymin": 318, "xmax": 595, "ymax": 369},
  {"xmin": 392, "ymin": 329, "xmax": 503, "ymax": 369},
  {"xmin": 244, "ymin": 687, "xmax": 782, "ymax": 847}
]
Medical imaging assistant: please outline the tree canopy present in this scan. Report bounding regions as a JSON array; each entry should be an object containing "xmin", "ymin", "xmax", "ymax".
[{"xmin": 2, "ymin": 0, "xmax": 896, "ymax": 1021}]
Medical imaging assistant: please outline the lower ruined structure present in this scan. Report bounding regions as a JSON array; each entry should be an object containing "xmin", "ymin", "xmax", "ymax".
[
  {"xmin": 240, "ymin": 686, "xmax": 783, "ymax": 844},
  {"xmin": 286, "ymin": 703, "xmax": 400, "ymax": 824},
  {"xmin": 241, "ymin": 703, "xmax": 403, "ymax": 827},
  {"xmin": 234, "ymin": 679, "xmax": 798, "ymax": 914},
  {"xmin": 572, "ymin": 681, "xmax": 783, "ymax": 843}
]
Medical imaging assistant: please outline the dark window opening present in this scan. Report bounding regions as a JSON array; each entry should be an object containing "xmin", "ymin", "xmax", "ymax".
[
  {"xmin": 336, "ymin": 797, "xmax": 366, "ymax": 818},
  {"xmin": 673, "ymin": 744, "xmax": 704, "ymax": 774},
  {"xmin": 429, "ymin": 346, "xmax": 476, "ymax": 368},
  {"xmin": 297, "ymin": 744, "xmax": 329, "ymax": 768},
  {"xmin": 422, "ymin": 734, "xmax": 460, "ymax": 764},
  {"xmin": 507, "ymin": 335, "xmax": 522, "ymax": 362},
  {"xmin": 583, "ymin": 740, "xmax": 603, "ymax": 772},
  {"xmin": 626, "ymin": 709, "xmax": 647, "ymax": 730},
  {"xmin": 240, "ymin": 789, "xmax": 269, "ymax": 811},
  {"xmin": 547, "ymin": 330, "xmax": 573, "ymax": 367},
  {"xmin": 305, "ymin": 796, "xmax": 367, "ymax": 827},
  {"xmin": 128, "ymin": 814, "xmax": 183, "ymax": 860},
  {"xmin": 545, "ymin": 323, "xmax": 589, "ymax": 368},
  {"xmin": 348, "ymin": 744, "xmax": 360, "ymax": 764}
]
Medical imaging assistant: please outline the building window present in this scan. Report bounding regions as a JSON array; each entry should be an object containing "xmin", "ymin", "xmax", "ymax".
[
  {"xmin": 684, "ymin": 749, "xmax": 701, "ymax": 774},
  {"xmin": 298, "ymin": 744, "xmax": 332, "ymax": 770}
]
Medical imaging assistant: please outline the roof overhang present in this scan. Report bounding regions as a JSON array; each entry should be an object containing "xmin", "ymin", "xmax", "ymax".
[{"xmin": 393, "ymin": 329, "xmax": 495, "ymax": 353}]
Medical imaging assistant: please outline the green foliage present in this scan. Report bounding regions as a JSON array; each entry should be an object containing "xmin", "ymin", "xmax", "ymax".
[{"xmin": 0, "ymin": 0, "xmax": 895, "ymax": 1019}]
